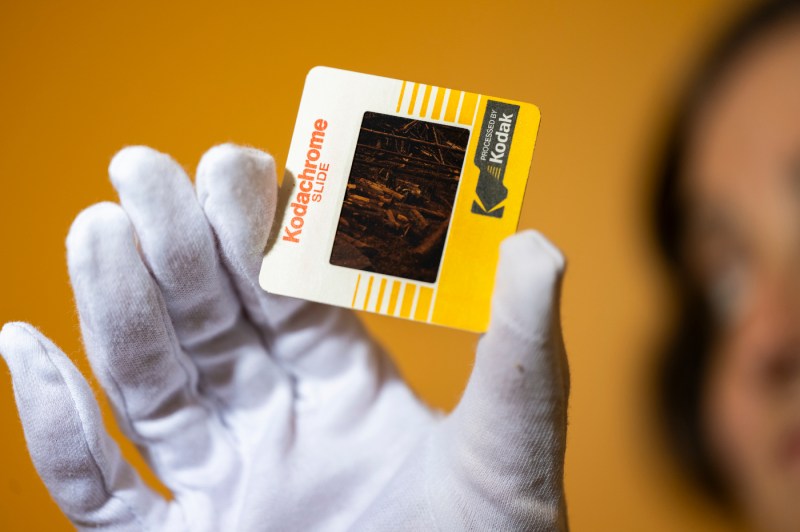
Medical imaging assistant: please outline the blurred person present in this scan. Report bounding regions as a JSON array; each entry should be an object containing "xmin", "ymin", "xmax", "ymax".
[{"xmin": 654, "ymin": 0, "xmax": 800, "ymax": 530}]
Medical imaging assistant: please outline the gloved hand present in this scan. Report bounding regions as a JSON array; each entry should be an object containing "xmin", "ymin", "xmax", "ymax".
[{"xmin": 0, "ymin": 144, "xmax": 569, "ymax": 531}]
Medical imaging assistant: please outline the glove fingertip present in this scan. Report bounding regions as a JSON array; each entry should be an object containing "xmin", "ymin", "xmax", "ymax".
[
  {"xmin": 0, "ymin": 321, "xmax": 43, "ymax": 368},
  {"xmin": 0, "ymin": 321, "xmax": 76, "ymax": 380},
  {"xmin": 490, "ymin": 230, "xmax": 566, "ymax": 335},
  {"xmin": 499, "ymin": 230, "xmax": 566, "ymax": 282},
  {"xmin": 108, "ymin": 145, "xmax": 176, "ymax": 192},
  {"xmin": 196, "ymin": 143, "xmax": 278, "ymax": 279},
  {"xmin": 0, "ymin": 322, "xmax": 78, "ymax": 410},
  {"xmin": 0, "ymin": 322, "xmax": 22, "ymax": 367},
  {"xmin": 195, "ymin": 143, "xmax": 276, "ymax": 201},
  {"xmin": 65, "ymin": 202, "xmax": 132, "ymax": 278}
]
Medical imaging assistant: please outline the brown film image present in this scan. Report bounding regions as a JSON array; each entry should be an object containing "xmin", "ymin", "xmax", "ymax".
[{"xmin": 330, "ymin": 111, "xmax": 470, "ymax": 283}]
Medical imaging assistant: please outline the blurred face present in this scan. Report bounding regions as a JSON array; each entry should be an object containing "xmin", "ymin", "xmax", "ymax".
[{"xmin": 683, "ymin": 17, "xmax": 800, "ymax": 531}]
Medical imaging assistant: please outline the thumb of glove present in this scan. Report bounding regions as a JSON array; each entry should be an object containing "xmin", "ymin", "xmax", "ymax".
[{"xmin": 442, "ymin": 229, "xmax": 569, "ymax": 529}]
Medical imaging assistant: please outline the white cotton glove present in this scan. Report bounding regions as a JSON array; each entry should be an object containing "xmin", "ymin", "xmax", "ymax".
[{"xmin": 0, "ymin": 144, "xmax": 569, "ymax": 531}]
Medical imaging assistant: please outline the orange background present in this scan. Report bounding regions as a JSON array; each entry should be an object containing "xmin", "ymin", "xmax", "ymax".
[{"xmin": 0, "ymin": 1, "xmax": 752, "ymax": 529}]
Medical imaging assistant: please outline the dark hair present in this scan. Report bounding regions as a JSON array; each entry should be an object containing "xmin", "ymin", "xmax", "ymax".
[{"xmin": 653, "ymin": 0, "xmax": 800, "ymax": 506}]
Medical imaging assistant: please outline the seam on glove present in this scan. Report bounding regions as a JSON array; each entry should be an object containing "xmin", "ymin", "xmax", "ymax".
[
  {"xmin": 489, "ymin": 306, "xmax": 551, "ymax": 350},
  {"xmin": 196, "ymin": 201, "xmax": 302, "ymax": 414},
  {"xmin": 16, "ymin": 323, "xmax": 148, "ymax": 530},
  {"xmin": 197, "ymin": 193, "xmax": 253, "ymax": 288},
  {"xmin": 98, "ymin": 282, "xmax": 232, "ymax": 491},
  {"xmin": 197, "ymin": 192, "xmax": 279, "ymax": 355}
]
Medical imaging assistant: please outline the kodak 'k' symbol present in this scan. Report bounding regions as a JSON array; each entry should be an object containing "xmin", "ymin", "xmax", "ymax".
[{"xmin": 472, "ymin": 166, "xmax": 507, "ymax": 217}]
